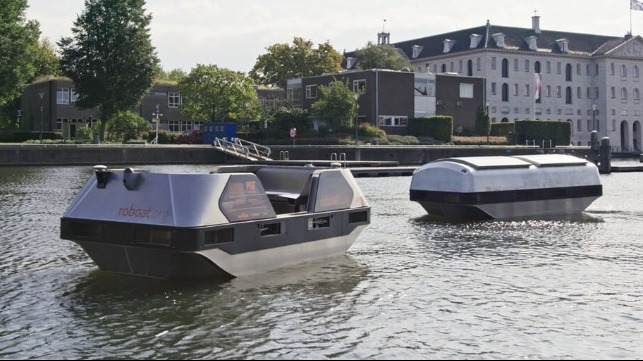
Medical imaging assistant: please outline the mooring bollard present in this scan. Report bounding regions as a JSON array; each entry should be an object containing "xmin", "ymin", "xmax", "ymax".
[{"xmin": 599, "ymin": 137, "xmax": 611, "ymax": 174}]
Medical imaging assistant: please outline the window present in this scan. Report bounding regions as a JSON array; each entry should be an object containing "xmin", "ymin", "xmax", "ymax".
[
  {"xmin": 635, "ymin": 88, "xmax": 640, "ymax": 101},
  {"xmin": 70, "ymin": 88, "xmax": 79, "ymax": 103},
  {"xmin": 635, "ymin": 65, "xmax": 640, "ymax": 79},
  {"xmin": 546, "ymin": 85, "xmax": 551, "ymax": 98},
  {"xmin": 56, "ymin": 88, "xmax": 70, "ymax": 104},
  {"xmin": 502, "ymin": 59, "xmax": 509, "ymax": 77},
  {"xmin": 524, "ymin": 59, "xmax": 529, "ymax": 72},
  {"xmin": 353, "ymin": 79, "xmax": 366, "ymax": 93},
  {"xmin": 513, "ymin": 59, "xmax": 519, "ymax": 71},
  {"xmin": 577, "ymin": 119, "xmax": 582, "ymax": 131},
  {"xmin": 378, "ymin": 116, "xmax": 408, "ymax": 127},
  {"xmin": 460, "ymin": 83, "xmax": 474, "ymax": 98},
  {"xmin": 168, "ymin": 120, "xmax": 179, "ymax": 132},
  {"xmin": 610, "ymin": 63, "xmax": 615, "ymax": 75},
  {"xmin": 168, "ymin": 92, "xmax": 181, "ymax": 108},
  {"xmin": 621, "ymin": 64, "xmax": 627, "ymax": 77},
  {"xmin": 621, "ymin": 87, "xmax": 628, "ymax": 101},
  {"xmin": 565, "ymin": 64, "xmax": 572, "ymax": 81},
  {"xmin": 586, "ymin": 87, "xmax": 591, "ymax": 99},
  {"xmin": 534, "ymin": 61, "xmax": 541, "ymax": 73},
  {"xmin": 546, "ymin": 61, "xmax": 551, "ymax": 74},
  {"xmin": 611, "ymin": 87, "xmax": 616, "ymax": 99},
  {"xmin": 595, "ymin": 87, "xmax": 600, "ymax": 99},
  {"xmin": 491, "ymin": 82, "xmax": 497, "ymax": 95},
  {"xmin": 467, "ymin": 60, "xmax": 473, "ymax": 76},
  {"xmin": 525, "ymin": 84, "xmax": 530, "ymax": 97},
  {"xmin": 576, "ymin": 64, "xmax": 581, "ymax": 75},
  {"xmin": 513, "ymin": 84, "xmax": 519, "ymax": 96},
  {"xmin": 577, "ymin": 87, "xmax": 582, "ymax": 99},
  {"xmin": 305, "ymin": 85, "xmax": 317, "ymax": 99},
  {"xmin": 491, "ymin": 57, "xmax": 497, "ymax": 70},
  {"xmin": 556, "ymin": 86, "xmax": 562, "ymax": 98},
  {"xmin": 502, "ymin": 83, "xmax": 509, "ymax": 101},
  {"xmin": 557, "ymin": 62, "xmax": 562, "ymax": 74},
  {"xmin": 566, "ymin": 87, "xmax": 572, "ymax": 104}
]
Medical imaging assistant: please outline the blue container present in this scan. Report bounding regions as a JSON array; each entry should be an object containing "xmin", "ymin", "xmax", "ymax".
[{"xmin": 203, "ymin": 122, "xmax": 237, "ymax": 144}]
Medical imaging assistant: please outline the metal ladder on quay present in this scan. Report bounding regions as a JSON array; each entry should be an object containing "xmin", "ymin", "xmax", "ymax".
[{"xmin": 212, "ymin": 137, "xmax": 272, "ymax": 161}]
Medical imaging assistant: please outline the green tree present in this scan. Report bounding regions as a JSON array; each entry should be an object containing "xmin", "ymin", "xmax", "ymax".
[
  {"xmin": 0, "ymin": 0, "xmax": 40, "ymax": 111},
  {"xmin": 270, "ymin": 107, "xmax": 310, "ymax": 137},
  {"xmin": 32, "ymin": 38, "xmax": 62, "ymax": 77},
  {"xmin": 178, "ymin": 64, "xmax": 260, "ymax": 123},
  {"xmin": 475, "ymin": 106, "xmax": 491, "ymax": 139},
  {"xmin": 58, "ymin": 0, "xmax": 160, "ymax": 140},
  {"xmin": 354, "ymin": 42, "xmax": 413, "ymax": 71},
  {"xmin": 105, "ymin": 110, "xmax": 151, "ymax": 142},
  {"xmin": 250, "ymin": 37, "xmax": 343, "ymax": 88},
  {"xmin": 311, "ymin": 79, "xmax": 357, "ymax": 130},
  {"xmin": 156, "ymin": 67, "xmax": 187, "ymax": 82}
]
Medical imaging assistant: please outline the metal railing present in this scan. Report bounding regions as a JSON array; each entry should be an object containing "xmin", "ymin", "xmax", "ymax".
[{"xmin": 213, "ymin": 137, "xmax": 272, "ymax": 161}]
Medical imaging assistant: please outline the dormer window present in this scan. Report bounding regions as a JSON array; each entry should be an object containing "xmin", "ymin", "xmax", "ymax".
[
  {"xmin": 345, "ymin": 57, "xmax": 356, "ymax": 69},
  {"xmin": 492, "ymin": 33, "xmax": 505, "ymax": 48},
  {"xmin": 443, "ymin": 39, "xmax": 456, "ymax": 53},
  {"xmin": 412, "ymin": 45, "xmax": 424, "ymax": 59},
  {"xmin": 469, "ymin": 34, "xmax": 481, "ymax": 49},
  {"xmin": 525, "ymin": 35, "xmax": 538, "ymax": 51},
  {"xmin": 556, "ymin": 38, "xmax": 569, "ymax": 53}
]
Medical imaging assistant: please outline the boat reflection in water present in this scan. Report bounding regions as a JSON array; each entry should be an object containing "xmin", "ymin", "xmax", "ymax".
[
  {"xmin": 60, "ymin": 164, "xmax": 370, "ymax": 279},
  {"xmin": 410, "ymin": 154, "xmax": 603, "ymax": 220}
]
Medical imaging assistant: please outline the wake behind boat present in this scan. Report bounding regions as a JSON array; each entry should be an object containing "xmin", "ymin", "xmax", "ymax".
[
  {"xmin": 409, "ymin": 154, "xmax": 603, "ymax": 220},
  {"xmin": 60, "ymin": 164, "xmax": 370, "ymax": 279}
]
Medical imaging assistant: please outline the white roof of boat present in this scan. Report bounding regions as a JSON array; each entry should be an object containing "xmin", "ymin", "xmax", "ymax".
[
  {"xmin": 512, "ymin": 154, "xmax": 588, "ymax": 167},
  {"xmin": 444, "ymin": 156, "xmax": 531, "ymax": 170},
  {"xmin": 440, "ymin": 154, "xmax": 588, "ymax": 170}
]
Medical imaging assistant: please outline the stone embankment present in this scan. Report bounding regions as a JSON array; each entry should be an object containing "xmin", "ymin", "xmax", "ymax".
[{"xmin": 0, "ymin": 143, "xmax": 596, "ymax": 167}]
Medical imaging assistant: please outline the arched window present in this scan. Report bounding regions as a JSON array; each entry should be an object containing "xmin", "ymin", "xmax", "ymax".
[
  {"xmin": 467, "ymin": 60, "xmax": 473, "ymax": 76},
  {"xmin": 621, "ymin": 87, "xmax": 628, "ymax": 100},
  {"xmin": 566, "ymin": 87, "xmax": 573, "ymax": 104},
  {"xmin": 502, "ymin": 83, "xmax": 509, "ymax": 101},
  {"xmin": 635, "ymin": 88, "xmax": 640, "ymax": 101},
  {"xmin": 534, "ymin": 61, "xmax": 541, "ymax": 73},
  {"xmin": 635, "ymin": 65, "xmax": 640, "ymax": 79},
  {"xmin": 565, "ymin": 63, "xmax": 572, "ymax": 81},
  {"xmin": 502, "ymin": 59, "xmax": 509, "ymax": 78},
  {"xmin": 621, "ymin": 64, "xmax": 627, "ymax": 77},
  {"xmin": 441, "ymin": 64, "xmax": 447, "ymax": 73}
]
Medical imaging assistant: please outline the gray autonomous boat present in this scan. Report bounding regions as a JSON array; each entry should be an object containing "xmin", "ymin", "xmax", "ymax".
[
  {"xmin": 410, "ymin": 154, "xmax": 602, "ymax": 220},
  {"xmin": 60, "ymin": 164, "xmax": 370, "ymax": 279}
]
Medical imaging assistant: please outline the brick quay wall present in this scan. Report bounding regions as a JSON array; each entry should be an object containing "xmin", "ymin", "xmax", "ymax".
[{"xmin": 0, "ymin": 143, "xmax": 595, "ymax": 167}]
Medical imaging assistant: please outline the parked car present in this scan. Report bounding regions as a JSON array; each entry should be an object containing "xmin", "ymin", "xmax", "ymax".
[{"xmin": 176, "ymin": 129, "xmax": 203, "ymax": 144}]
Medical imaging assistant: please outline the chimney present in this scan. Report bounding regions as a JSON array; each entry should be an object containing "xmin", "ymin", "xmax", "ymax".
[{"xmin": 532, "ymin": 14, "xmax": 541, "ymax": 34}]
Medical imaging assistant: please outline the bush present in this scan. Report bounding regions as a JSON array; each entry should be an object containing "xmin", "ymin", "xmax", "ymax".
[
  {"xmin": 359, "ymin": 122, "xmax": 387, "ymax": 139},
  {"xmin": 76, "ymin": 126, "xmax": 93, "ymax": 143}
]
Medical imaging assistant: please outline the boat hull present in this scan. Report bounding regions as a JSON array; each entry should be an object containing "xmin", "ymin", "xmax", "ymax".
[{"xmin": 71, "ymin": 224, "xmax": 367, "ymax": 279}]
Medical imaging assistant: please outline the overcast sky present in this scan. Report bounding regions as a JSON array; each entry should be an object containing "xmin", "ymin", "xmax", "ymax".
[{"xmin": 25, "ymin": 0, "xmax": 643, "ymax": 73}]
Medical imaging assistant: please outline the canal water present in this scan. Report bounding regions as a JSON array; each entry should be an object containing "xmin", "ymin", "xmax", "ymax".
[{"xmin": 1, "ymin": 163, "xmax": 642, "ymax": 359}]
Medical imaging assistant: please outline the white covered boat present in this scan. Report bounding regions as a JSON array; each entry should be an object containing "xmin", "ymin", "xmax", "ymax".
[
  {"xmin": 409, "ymin": 154, "xmax": 602, "ymax": 220},
  {"xmin": 60, "ymin": 164, "xmax": 370, "ymax": 279}
]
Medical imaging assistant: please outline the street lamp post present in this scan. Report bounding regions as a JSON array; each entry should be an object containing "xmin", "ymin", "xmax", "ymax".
[
  {"xmin": 354, "ymin": 93, "xmax": 359, "ymax": 145},
  {"xmin": 152, "ymin": 104, "xmax": 162, "ymax": 144},
  {"xmin": 486, "ymin": 101, "xmax": 490, "ymax": 144},
  {"xmin": 38, "ymin": 92, "xmax": 44, "ymax": 143},
  {"xmin": 592, "ymin": 104, "xmax": 597, "ymax": 131}
]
